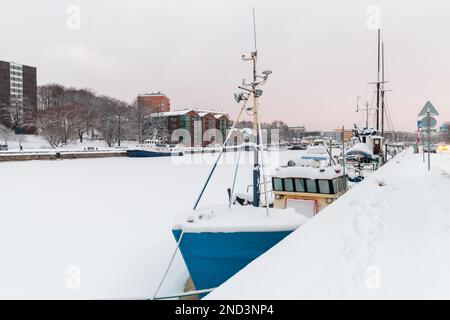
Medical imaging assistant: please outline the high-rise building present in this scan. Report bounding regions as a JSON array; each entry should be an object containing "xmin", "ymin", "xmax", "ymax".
[
  {"xmin": 0, "ymin": 60, "xmax": 37, "ymax": 132},
  {"xmin": 137, "ymin": 92, "xmax": 170, "ymax": 116}
]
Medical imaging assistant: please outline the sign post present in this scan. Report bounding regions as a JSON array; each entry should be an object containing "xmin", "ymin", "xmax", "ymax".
[
  {"xmin": 427, "ymin": 109, "xmax": 431, "ymax": 171},
  {"xmin": 418, "ymin": 101, "xmax": 439, "ymax": 171}
]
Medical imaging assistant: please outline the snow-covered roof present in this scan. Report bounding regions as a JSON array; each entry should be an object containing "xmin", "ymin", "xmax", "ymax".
[
  {"xmin": 214, "ymin": 114, "xmax": 229, "ymax": 119},
  {"xmin": 149, "ymin": 110, "xmax": 193, "ymax": 117},
  {"xmin": 148, "ymin": 108, "xmax": 230, "ymax": 118},
  {"xmin": 138, "ymin": 92, "xmax": 167, "ymax": 97},
  {"xmin": 173, "ymin": 205, "xmax": 308, "ymax": 233},
  {"xmin": 346, "ymin": 143, "xmax": 373, "ymax": 157},
  {"xmin": 273, "ymin": 165, "xmax": 344, "ymax": 180}
]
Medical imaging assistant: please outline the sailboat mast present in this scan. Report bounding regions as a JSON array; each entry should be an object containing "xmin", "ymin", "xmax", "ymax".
[{"xmin": 376, "ymin": 28, "xmax": 381, "ymax": 131}]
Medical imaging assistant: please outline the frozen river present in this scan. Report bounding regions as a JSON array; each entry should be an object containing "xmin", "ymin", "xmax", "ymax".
[{"xmin": 0, "ymin": 150, "xmax": 298, "ymax": 299}]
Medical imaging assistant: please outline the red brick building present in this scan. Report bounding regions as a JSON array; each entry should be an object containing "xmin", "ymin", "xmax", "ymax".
[
  {"xmin": 137, "ymin": 92, "xmax": 170, "ymax": 116},
  {"xmin": 145, "ymin": 108, "xmax": 232, "ymax": 147}
]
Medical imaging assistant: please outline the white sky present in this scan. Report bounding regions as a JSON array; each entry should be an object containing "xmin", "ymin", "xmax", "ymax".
[{"xmin": 1, "ymin": 0, "xmax": 449, "ymax": 131}]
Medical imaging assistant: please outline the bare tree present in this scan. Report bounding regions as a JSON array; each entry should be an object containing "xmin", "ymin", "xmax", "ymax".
[
  {"xmin": 95, "ymin": 96, "xmax": 130, "ymax": 147},
  {"xmin": 144, "ymin": 113, "xmax": 168, "ymax": 142},
  {"xmin": 36, "ymin": 84, "xmax": 75, "ymax": 147},
  {"xmin": 129, "ymin": 99, "xmax": 146, "ymax": 143},
  {"xmin": 0, "ymin": 123, "xmax": 12, "ymax": 145}
]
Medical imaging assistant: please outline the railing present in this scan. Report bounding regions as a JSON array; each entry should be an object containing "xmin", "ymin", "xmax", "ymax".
[{"xmin": 245, "ymin": 180, "xmax": 273, "ymax": 204}]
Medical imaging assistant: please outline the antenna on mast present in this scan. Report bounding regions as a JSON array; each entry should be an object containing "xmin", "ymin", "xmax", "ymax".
[{"xmin": 252, "ymin": 7, "xmax": 257, "ymax": 51}]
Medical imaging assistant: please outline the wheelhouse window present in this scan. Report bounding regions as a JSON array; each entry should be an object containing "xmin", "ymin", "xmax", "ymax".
[
  {"xmin": 294, "ymin": 178, "xmax": 305, "ymax": 192},
  {"xmin": 337, "ymin": 177, "xmax": 345, "ymax": 192},
  {"xmin": 305, "ymin": 179, "xmax": 317, "ymax": 193},
  {"xmin": 273, "ymin": 178, "xmax": 283, "ymax": 191},
  {"xmin": 332, "ymin": 178, "xmax": 338, "ymax": 194},
  {"xmin": 318, "ymin": 179, "xmax": 331, "ymax": 194},
  {"xmin": 284, "ymin": 178, "xmax": 294, "ymax": 192}
]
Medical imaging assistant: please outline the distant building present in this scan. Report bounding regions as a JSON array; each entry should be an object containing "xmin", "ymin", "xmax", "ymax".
[
  {"xmin": 146, "ymin": 108, "xmax": 232, "ymax": 147},
  {"xmin": 322, "ymin": 128, "xmax": 353, "ymax": 142},
  {"xmin": 137, "ymin": 92, "xmax": 170, "ymax": 116},
  {"xmin": 0, "ymin": 60, "xmax": 37, "ymax": 132}
]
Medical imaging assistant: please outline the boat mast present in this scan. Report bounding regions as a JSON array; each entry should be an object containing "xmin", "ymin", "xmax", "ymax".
[
  {"xmin": 251, "ymin": 8, "xmax": 260, "ymax": 207},
  {"xmin": 356, "ymin": 96, "xmax": 370, "ymax": 129},
  {"xmin": 236, "ymin": 8, "xmax": 272, "ymax": 208},
  {"xmin": 376, "ymin": 28, "xmax": 381, "ymax": 131}
]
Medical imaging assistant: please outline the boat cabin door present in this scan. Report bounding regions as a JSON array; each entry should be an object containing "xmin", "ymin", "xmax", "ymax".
[{"xmin": 373, "ymin": 138, "xmax": 381, "ymax": 154}]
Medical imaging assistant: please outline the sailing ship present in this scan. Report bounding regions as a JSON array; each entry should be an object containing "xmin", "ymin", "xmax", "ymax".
[{"xmin": 346, "ymin": 29, "xmax": 389, "ymax": 182}]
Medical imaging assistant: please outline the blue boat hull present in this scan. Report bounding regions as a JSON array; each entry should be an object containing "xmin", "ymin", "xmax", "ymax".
[
  {"xmin": 172, "ymin": 229, "xmax": 293, "ymax": 295},
  {"xmin": 127, "ymin": 150, "xmax": 183, "ymax": 157}
]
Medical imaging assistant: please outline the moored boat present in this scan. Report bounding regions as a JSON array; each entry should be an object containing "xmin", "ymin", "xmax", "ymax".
[
  {"xmin": 161, "ymin": 18, "xmax": 349, "ymax": 298},
  {"xmin": 127, "ymin": 139, "xmax": 183, "ymax": 157}
]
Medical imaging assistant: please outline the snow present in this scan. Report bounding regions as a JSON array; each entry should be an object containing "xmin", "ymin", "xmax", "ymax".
[
  {"xmin": 173, "ymin": 205, "xmax": 308, "ymax": 233},
  {"xmin": 346, "ymin": 143, "xmax": 373, "ymax": 157},
  {"xmin": 207, "ymin": 149, "xmax": 450, "ymax": 299},
  {"xmin": 0, "ymin": 134, "xmax": 132, "ymax": 153},
  {"xmin": 273, "ymin": 165, "xmax": 343, "ymax": 180},
  {"xmin": 305, "ymin": 145, "xmax": 328, "ymax": 155},
  {"xmin": 0, "ymin": 149, "xmax": 299, "ymax": 299}
]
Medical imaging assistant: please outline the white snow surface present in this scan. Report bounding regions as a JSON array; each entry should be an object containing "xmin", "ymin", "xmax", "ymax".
[
  {"xmin": 305, "ymin": 145, "xmax": 328, "ymax": 155},
  {"xmin": 208, "ymin": 149, "xmax": 450, "ymax": 299},
  {"xmin": 273, "ymin": 165, "xmax": 343, "ymax": 180},
  {"xmin": 0, "ymin": 149, "xmax": 296, "ymax": 299},
  {"xmin": 346, "ymin": 143, "xmax": 373, "ymax": 156},
  {"xmin": 173, "ymin": 205, "xmax": 308, "ymax": 233}
]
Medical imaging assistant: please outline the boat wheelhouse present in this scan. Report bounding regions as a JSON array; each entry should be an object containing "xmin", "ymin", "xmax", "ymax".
[{"xmin": 272, "ymin": 165, "xmax": 348, "ymax": 218}]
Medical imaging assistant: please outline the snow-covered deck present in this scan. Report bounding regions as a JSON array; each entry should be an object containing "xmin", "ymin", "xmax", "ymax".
[
  {"xmin": 207, "ymin": 149, "xmax": 450, "ymax": 299},
  {"xmin": 174, "ymin": 205, "xmax": 308, "ymax": 233}
]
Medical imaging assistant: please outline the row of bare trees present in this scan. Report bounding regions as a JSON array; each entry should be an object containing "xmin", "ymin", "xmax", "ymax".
[{"xmin": 35, "ymin": 84, "xmax": 157, "ymax": 147}]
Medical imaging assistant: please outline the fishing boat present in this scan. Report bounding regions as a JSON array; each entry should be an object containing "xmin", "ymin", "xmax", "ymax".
[
  {"xmin": 154, "ymin": 13, "xmax": 349, "ymax": 299},
  {"xmin": 127, "ymin": 139, "xmax": 183, "ymax": 158},
  {"xmin": 271, "ymin": 162, "xmax": 348, "ymax": 219}
]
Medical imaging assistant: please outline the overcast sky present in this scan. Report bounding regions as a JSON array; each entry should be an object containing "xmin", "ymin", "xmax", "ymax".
[{"xmin": 1, "ymin": 0, "xmax": 449, "ymax": 131}]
